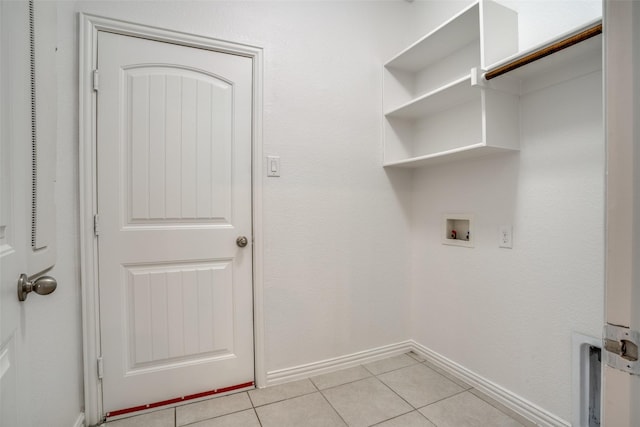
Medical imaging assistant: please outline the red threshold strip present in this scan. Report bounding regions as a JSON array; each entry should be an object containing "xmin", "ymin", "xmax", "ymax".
[{"xmin": 106, "ymin": 381, "xmax": 255, "ymax": 418}]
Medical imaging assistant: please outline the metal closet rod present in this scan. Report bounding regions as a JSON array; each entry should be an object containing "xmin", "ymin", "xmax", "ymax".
[{"xmin": 484, "ymin": 22, "xmax": 603, "ymax": 81}]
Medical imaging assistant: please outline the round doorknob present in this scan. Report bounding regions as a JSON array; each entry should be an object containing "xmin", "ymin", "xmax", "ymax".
[
  {"xmin": 236, "ymin": 236, "xmax": 249, "ymax": 248},
  {"xmin": 17, "ymin": 273, "xmax": 57, "ymax": 302}
]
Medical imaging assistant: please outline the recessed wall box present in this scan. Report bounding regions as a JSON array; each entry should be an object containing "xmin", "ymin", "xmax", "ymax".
[{"xmin": 442, "ymin": 213, "xmax": 474, "ymax": 248}]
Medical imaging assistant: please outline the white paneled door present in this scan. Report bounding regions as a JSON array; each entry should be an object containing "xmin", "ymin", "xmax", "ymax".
[
  {"xmin": 0, "ymin": 3, "xmax": 29, "ymax": 425},
  {"xmin": 96, "ymin": 31, "xmax": 254, "ymax": 416}
]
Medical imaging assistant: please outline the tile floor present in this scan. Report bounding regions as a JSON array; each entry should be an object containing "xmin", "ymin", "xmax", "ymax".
[{"xmin": 106, "ymin": 352, "xmax": 535, "ymax": 427}]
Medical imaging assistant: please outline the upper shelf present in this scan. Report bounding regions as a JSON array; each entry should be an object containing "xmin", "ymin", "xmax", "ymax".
[{"xmin": 385, "ymin": 3, "xmax": 479, "ymax": 72}]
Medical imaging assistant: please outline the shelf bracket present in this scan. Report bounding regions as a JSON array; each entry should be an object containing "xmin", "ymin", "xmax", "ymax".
[
  {"xmin": 470, "ymin": 67, "xmax": 485, "ymax": 87},
  {"xmin": 471, "ymin": 67, "xmax": 520, "ymax": 95}
]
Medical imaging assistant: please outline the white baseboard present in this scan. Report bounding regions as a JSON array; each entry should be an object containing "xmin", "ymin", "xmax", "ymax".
[
  {"xmin": 409, "ymin": 340, "xmax": 571, "ymax": 427},
  {"xmin": 265, "ymin": 341, "xmax": 412, "ymax": 386},
  {"xmin": 265, "ymin": 339, "xmax": 569, "ymax": 427},
  {"xmin": 73, "ymin": 413, "xmax": 85, "ymax": 427}
]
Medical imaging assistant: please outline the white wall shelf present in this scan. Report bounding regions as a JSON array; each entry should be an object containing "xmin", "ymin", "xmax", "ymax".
[
  {"xmin": 383, "ymin": 0, "xmax": 519, "ymax": 168},
  {"xmin": 385, "ymin": 3, "xmax": 480, "ymax": 73},
  {"xmin": 383, "ymin": 144, "xmax": 515, "ymax": 169},
  {"xmin": 385, "ymin": 75, "xmax": 474, "ymax": 120}
]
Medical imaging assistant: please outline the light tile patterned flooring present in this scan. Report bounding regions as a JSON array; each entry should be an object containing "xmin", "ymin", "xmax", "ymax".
[{"xmin": 107, "ymin": 352, "xmax": 535, "ymax": 427}]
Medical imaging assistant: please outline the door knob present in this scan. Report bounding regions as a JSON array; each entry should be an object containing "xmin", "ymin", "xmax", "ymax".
[
  {"xmin": 17, "ymin": 273, "xmax": 57, "ymax": 301},
  {"xmin": 236, "ymin": 236, "xmax": 248, "ymax": 248}
]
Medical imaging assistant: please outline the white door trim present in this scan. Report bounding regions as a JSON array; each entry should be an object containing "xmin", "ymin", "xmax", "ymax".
[{"xmin": 78, "ymin": 14, "xmax": 265, "ymax": 426}]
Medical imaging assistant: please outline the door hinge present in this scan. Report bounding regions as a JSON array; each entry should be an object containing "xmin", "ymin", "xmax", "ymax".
[
  {"xmin": 93, "ymin": 214, "xmax": 100, "ymax": 237},
  {"xmin": 92, "ymin": 69, "xmax": 99, "ymax": 91},
  {"xmin": 603, "ymin": 324, "xmax": 640, "ymax": 375},
  {"xmin": 97, "ymin": 356, "xmax": 104, "ymax": 379}
]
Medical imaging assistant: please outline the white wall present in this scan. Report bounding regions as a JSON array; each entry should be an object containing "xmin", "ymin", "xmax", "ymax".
[
  {"xmin": 52, "ymin": 1, "xmax": 420, "ymax": 422},
  {"xmin": 497, "ymin": 0, "xmax": 602, "ymax": 51},
  {"xmin": 20, "ymin": 0, "xmax": 605, "ymax": 424},
  {"xmin": 409, "ymin": 0, "xmax": 602, "ymax": 53},
  {"xmin": 408, "ymin": 2, "xmax": 604, "ymax": 423}
]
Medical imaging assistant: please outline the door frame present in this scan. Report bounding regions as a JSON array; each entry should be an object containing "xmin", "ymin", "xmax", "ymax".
[
  {"xmin": 603, "ymin": 0, "xmax": 640, "ymax": 424},
  {"xmin": 78, "ymin": 14, "xmax": 265, "ymax": 426}
]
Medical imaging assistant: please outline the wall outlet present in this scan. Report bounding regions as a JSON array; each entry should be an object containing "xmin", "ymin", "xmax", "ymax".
[{"xmin": 499, "ymin": 225, "xmax": 513, "ymax": 249}]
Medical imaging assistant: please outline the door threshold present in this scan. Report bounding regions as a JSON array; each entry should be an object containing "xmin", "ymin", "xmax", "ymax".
[{"xmin": 105, "ymin": 381, "xmax": 255, "ymax": 420}]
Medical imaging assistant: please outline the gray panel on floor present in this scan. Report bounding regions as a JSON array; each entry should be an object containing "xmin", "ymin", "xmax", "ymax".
[
  {"xmin": 185, "ymin": 409, "xmax": 261, "ymax": 427},
  {"xmin": 378, "ymin": 363, "xmax": 464, "ymax": 407},
  {"xmin": 374, "ymin": 411, "xmax": 436, "ymax": 427},
  {"xmin": 311, "ymin": 365, "xmax": 372, "ymax": 390},
  {"xmin": 248, "ymin": 379, "xmax": 317, "ymax": 407},
  {"xmin": 322, "ymin": 377, "xmax": 413, "ymax": 427},
  {"xmin": 255, "ymin": 392, "xmax": 346, "ymax": 427},
  {"xmin": 363, "ymin": 354, "xmax": 419, "ymax": 375},
  {"xmin": 419, "ymin": 391, "xmax": 524, "ymax": 427},
  {"xmin": 106, "ymin": 408, "xmax": 174, "ymax": 427},
  {"xmin": 176, "ymin": 393, "xmax": 252, "ymax": 426}
]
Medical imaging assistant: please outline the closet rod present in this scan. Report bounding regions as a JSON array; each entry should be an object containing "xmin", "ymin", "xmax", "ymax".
[{"xmin": 484, "ymin": 22, "xmax": 602, "ymax": 80}]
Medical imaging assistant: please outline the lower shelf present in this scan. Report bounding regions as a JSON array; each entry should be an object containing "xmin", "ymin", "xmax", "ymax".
[{"xmin": 383, "ymin": 143, "xmax": 517, "ymax": 168}]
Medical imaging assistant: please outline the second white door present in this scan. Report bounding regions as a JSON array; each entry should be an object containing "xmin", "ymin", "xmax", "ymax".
[{"xmin": 96, "ymin": 31, "xmax": 254, "ymax": 416}]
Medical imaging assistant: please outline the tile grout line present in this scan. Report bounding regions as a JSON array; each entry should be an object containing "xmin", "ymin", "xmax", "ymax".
[
  {"xmin": 252, "ymin": 407, "xmax": 264, "ymax": 427},
  {"xmin": 416, "ymin": 388, "xmax": 528, "ymax": 427},
  {"xmin": 368, "ymin": 409, "xmax": 434, "ymax": 427},
  {"xmin": 247, "ymin": 389, "xmax": 257, "ymax": 407},
  {"xmin": 314, "ymin": 356, "xmax": 461, "ymax": 426},
  {"xmin": 373, "ymin": 370, "xmax": 422, "ymax": 412},
  {"xmin": 466, "ymin": 388, "xmax": 530, "ymax": 426},
  {"xmin": 407, "ymin": 352, "xmax": 427, "ymax": 363},
  {"xmin": 415, "ymin": 390, "xmax": 474, "ymax": 427},
  {"xmin": 249, "ymin": 385, "xmax": 318, "ymax": 408},
  {"xmin": 313, "ymin": 372, "xmax": 374, "ymax": 392},
  {"xmin": 362, "ymin": 355, "xmax": 421, "ymax": 377},
  {"xmin": 416, "ymin": 388, "xmax": 470, "ymax": 412},
  {"xmin": 251, "ymin": 389, "xmax": 318, "ymax": 407},
  {"xmin": 306, "ymin": 376, "xmax": 348, "ymax": 424},
  {"xmin": 178, "ymin": 393, "xmax": 255, "ymax": 427},
  {"xmin": 254, "ymin": 353, "xmax": 420, "ymax": 398},
  {"xmin": 250, "ymin": 379, "xmax": 347, "ymax": 426},
  {"xmin": 310, "ymin": 355, "xmax": 422, "ymax": 392},
  {"xmin": 419, "ymin": 360, "xmax": 473, "ymax": 390},
  {"xmin": 317, "ymin": 386, "xmax": 351, "ymax": 427},
  {"xmin": 371, "ymin": 360, "xmax": 470, "ymax": 426},
  {"xmin": 309, "ymin": 377, "xmax": 320, "ymax": 392}
]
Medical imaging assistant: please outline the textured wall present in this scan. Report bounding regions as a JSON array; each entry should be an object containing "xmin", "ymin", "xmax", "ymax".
[
  {"xmin": 407, "ymin": 2, "xmax": 603, "ymax": 422},
  {"xmin": 53, "ymin": 3, "xmax": 420, "ymax": 421},
  {"xmin": 23, "ymin": 0, "xmax": 606, "ymax": 424},
  {"xmin": 410, "ymin": 69, "xmax": 604, "ymax": 422}
]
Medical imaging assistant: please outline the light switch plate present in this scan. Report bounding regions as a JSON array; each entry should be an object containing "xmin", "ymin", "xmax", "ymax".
[{"xmin": 267, "ymin": 156, "xmax": 280, "ymax": 177}]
